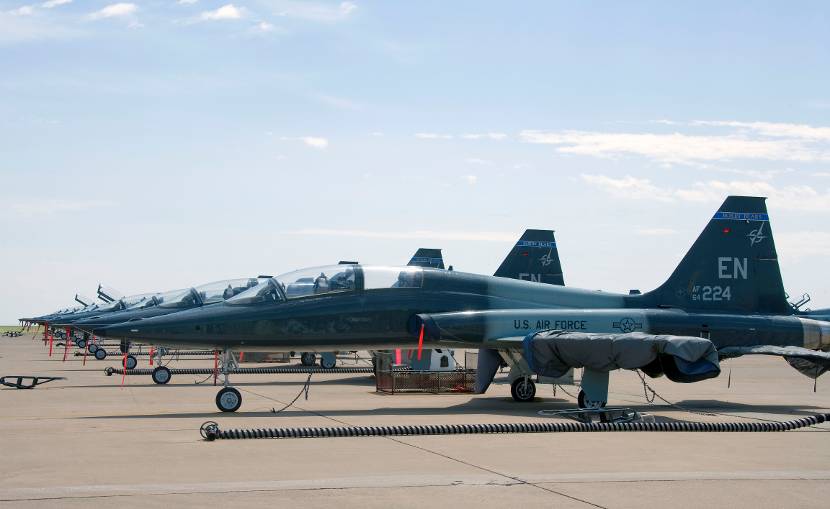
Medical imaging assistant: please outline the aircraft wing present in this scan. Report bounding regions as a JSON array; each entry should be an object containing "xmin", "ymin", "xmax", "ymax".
[{"xmin": 719, "ymin": 345, "xmax": 830, "ymax": 379}]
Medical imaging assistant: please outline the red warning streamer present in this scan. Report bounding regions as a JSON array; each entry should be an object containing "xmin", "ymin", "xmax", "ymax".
[
  {"xmin": 213, "ymin": 350, "xmax": 219, "ymax": 386},
  {"xmin": 121, "ymin": 351, "xmax": 128, "ymax": 387}
]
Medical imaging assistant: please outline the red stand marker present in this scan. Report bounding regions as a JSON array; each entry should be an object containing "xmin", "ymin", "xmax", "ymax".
[
  {"xmin": 63, "ymin": 327, "xmax": 71, "ymax": 362},
  {"xmin": 149, "ymin": 346, "xmax": 155, "ymax": 366},
  {"xmin": 417, "ymin": 324, "xmax": 425, "ymax": 360},
  {"xmin": 47, "ymin": 324, "xmax": 53, "ymax": 356},
  {"xmin": 395, "ymin": 348, "xmax": 402, "ymax": 365}
]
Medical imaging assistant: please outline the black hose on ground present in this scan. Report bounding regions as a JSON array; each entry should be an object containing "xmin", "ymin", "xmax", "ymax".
[{"xmin": 199, "ymin": 413, "xmax": 830, "ymax": 441}]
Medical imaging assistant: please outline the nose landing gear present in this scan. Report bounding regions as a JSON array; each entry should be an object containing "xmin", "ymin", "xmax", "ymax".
[{"xmin": 214, "ymin": 349, "xmax": 242, "ymax": 412}]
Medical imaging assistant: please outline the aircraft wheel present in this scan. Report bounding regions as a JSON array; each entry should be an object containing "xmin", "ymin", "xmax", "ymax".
[
  {"xmin": 124, "ymin": 355, "xmax": 138, "ymax": 370},
  {"xmin": 77, "ymin": 338, "xmax": 87, "ymax": 349},
  {"xmin": 320, "ymin": 355, "xmax": 336, "ymax": 369},
  {"xmin": 152, "ymin": 366, "xmax": 172, "ymax": 385},
  {"xmin": 119, "ymin": 340, "xmax": 131, "ymax": 354},
  {"xmin": 300, "ymin": 352, "xmax": 316, "ymax": 366},
  {"xmin": 88, "ymin": 343, "xmax": 98, "ymax": 354},
  {"xmin": 577, "ymin": 389, "xmax": 607, "ymax": 409},
  {"xmin": 510, "ymin": 377, "xmax": 536, "ymax": 402},
  {"xmin": 95, "ymin": 348, "xmax": 107, "ymax": 361},
  {"xmin": 216, "ymin": 387, "xmax": 242, "ymax": 412}
]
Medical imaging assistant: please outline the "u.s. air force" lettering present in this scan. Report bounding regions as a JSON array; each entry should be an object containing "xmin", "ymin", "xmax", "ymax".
[{"xmin": 513, "ymin": 319, "xmax": 586, "ymax": 330}]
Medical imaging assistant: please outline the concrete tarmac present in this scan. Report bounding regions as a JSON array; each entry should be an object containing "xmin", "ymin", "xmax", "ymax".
[{"xmin": 1, "ymin": 335, "xmax": 828, "ymax": 508}]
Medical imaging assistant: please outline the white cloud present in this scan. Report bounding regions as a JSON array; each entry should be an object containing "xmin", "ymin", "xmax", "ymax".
[
  {"xmin": 0, "ymin": 10, "xmax": 79, "ymax": 42},
  {"xmin": 581, "ymin": 174, "xmax": 830, "ymax": 212},
  {"xmin": 200, "ymin": 4, "xmax": 244, "ymax": 21},
  {"xmin": 811, "ymin": 172, "xmax": 830, "ymax": 177},
  {"xmin": 521, "ymin": 129, "xmax": 826, "ymax": 163},
  {"xmin": 178, "ymin": 0, "xmax": 199, "ymax": 4},
  {"xmin": 415, "ymin": 133, "xmax": 453, "ymax": 140},
  {"xmin": 255, "ymin": 21, "xmax": 274, "ymax": 31},
  {"xmin": 692, "ymin": 120, "xmax": 830, "ymax": 142},
  {"xmin": 280, "ymin": 136, "xmax": 329, "ymax": 149},
  {"xmin": 777, "ymin": 232, "xmax": 830, "ymax": 260},
  {"xmin": 282, "ymin": 229, "xmax": 515, "ymax": 242},
  {"xmin": 88, "ymin": 3, "xmax": 137, "ymax": 20},
  {"xmin": 274, "ymin": 1, "xmax": 357, "ymax": 22},
  {"xmin": 42, "ymin": 0, "xmax": 71, "ymax": 7},
  {"xmin": 462, "ymin": 175, "xmax": 478, "ymax": 185},
  {"xmin": 461, "ymin": 133, "xmax": 508, "ymax": 140},
  {"xmin": 9, "ymin": 6, "xmax": 35, "ymax": 16}
]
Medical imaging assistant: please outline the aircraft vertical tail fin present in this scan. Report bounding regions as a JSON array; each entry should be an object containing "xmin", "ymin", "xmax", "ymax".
[
  {"xmin": 407, "ymin": 248, "xmax": 445, "ymax": 269},
  {"xmin": 644, "ymin": 196, "xmax": 790, "ymax": 314},
  {"xmin": 494, "ymin": 229, "xmax": 564, "ymax": 285}
]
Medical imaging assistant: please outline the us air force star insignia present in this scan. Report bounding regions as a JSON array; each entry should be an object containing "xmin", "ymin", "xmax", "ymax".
[
  {"xmin": 539, "ymin": 253, "xmax": 553, "ymax": 267},
  {"xmin": 612, "ymin": 317, "xmax": 643, "ymax": 333},
  {"xmin": 747, "ymin": 222, "xmax": 766, "ymax": 246}
]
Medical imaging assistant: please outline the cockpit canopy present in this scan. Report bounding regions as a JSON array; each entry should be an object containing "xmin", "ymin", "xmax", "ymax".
[
  {"xmin": 227, "ymin": 265, "xmax": 424, "ymax": 306},
  {"xmin": 158, "ymin": 278, "xmax": 260, "ymax": 309}
]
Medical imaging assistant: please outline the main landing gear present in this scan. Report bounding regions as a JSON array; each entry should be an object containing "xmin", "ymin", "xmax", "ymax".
[
  {"xmin": 300, "ymin": 352, "xmax": 316, "ymax": 366},
  {"xmin": 123, "ymin": 355, "xmax": 137, "ymax": 371},
  {"xmin": 510, "ymin": 377, "xmax": 536, "ymax": 402}
]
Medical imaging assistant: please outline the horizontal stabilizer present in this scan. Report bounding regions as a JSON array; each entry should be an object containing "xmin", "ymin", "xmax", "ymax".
[{"xmin": 718, "ymin": 345, "xmax": 830, "ymax": 379}]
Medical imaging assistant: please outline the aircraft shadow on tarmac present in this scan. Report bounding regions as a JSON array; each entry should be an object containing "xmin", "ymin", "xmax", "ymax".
[{"xmin": 79, "ymin": 395, "xmax": 829, "ymax": 421}]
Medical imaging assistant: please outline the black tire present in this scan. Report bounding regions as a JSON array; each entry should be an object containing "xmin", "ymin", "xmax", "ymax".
[
  {"xmin": 88, "ymin": 343, "xmax": 98, "ymax": 354},
  {"xmin": 77, "ymin": 339, "xmax": 87, "ymax": 350},
  {"xmin": 216, "ymin": 387, "xmax": 242, "ymax": 412},
  {"xmin": 151, "ymin": 366, "xmax": 172, "ymax": 385},
  {"xmin": 577, "ymin": 389, "xmax": 607, "ymax": 409},
  {"xmin": 510, "ymin": 377, "xmax": 536, "ymax": 402},
  {"xmin": 124, "ymin": 355, "xmax": 138, "ymax": 370},
  {"xmin": 300, "ymin": 352, "xmax": 316, "ymax": 366},
  {"xmin": 95, "ymin": 348, "xmax": 107, "ymax": 361},
  {"xmin": 320, "ymin": 355, "xmax": 336, "ymax": 369}
]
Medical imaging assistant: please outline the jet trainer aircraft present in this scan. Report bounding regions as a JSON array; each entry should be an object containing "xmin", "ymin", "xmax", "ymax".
[{"xmin": 95, "ymin": 196, "xmax": 830, "ymax": 412}]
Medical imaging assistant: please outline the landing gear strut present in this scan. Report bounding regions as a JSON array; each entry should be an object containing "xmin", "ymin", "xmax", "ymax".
[
  {"xmin": 215, "ymin": 349, "xmax": 242, "ymax": 412},
  {"xmin": 510, "ymin": 377, "xmax": 536, "ymax": 402}
]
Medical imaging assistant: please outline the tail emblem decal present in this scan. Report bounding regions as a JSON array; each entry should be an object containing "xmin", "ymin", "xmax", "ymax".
[{"xmin": 747, "ymin": 222, "xmax": 767, "ymax": 246}]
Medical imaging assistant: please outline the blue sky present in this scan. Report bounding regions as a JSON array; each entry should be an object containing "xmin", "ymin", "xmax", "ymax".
[{"xmin": 1, "ymin": 1, "xmax": 829, "ymax": 322}]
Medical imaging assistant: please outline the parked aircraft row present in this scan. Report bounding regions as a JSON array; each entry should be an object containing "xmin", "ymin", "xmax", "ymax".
[{"xmin": 20, "ymin": 196, "xmax": 830, "ymax": 412}]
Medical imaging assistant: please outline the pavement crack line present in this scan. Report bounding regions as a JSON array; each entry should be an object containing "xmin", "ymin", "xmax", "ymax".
[{"xmin": 238, "ymin": 387, "xmax": 608, "ymax": 508}]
